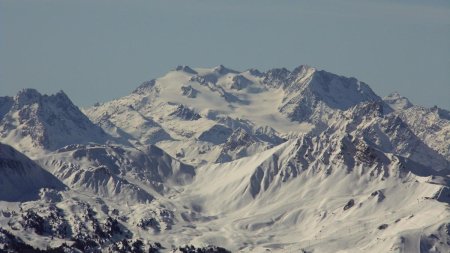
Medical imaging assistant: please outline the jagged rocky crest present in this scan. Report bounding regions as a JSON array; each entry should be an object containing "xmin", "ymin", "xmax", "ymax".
[{"xmin": 0, "ymin": 89, "xmax": 108, "ymax": 153}]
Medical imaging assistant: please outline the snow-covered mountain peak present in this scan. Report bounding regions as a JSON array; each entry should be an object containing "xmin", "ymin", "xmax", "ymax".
[
  {"xmin": 132, "ymin": 79, "xmax": 156, "ymax": 94},
  {"xmin": 246, "ymin": 68, "xmax": 263, "ymax": 77},
  {"xmin": 175, "ymin": 65, "xmax": 198, "ymax": 74},
  {"xmin": 305, "ymin": 70, "xmax": 380, "ymax": 108},
  {"xmin": 386, "ymin": 91, "xmax": 402, "ymax": 99},
  {"xmin": 383, "ymin": 91, "xmax": 413, "ymax": 111},
  {"xmin": 277, "ymin": 68, "xmax": 381, "ymax": 124},
  {"xmin": 0, "ymin": 89, "xmax": 108, "ymax": 155},
  {"xmin": 290, "ymin": 64, "xmax": 315, "ymax": 79},
  {"xmin": 212, "ymin": 64, "xmax": 238, "ymax": 75},
  {"xmin": 14, "ymin": 88, "xmax": 42, "ymax": 107},
  {"xmin": 85, "ymin": 64, "xmax": 402, "ymax": 150},
  {"xmin": 262, "ymin": 67, "xmax": 291, "ymax": 87},
  {"xmin": 13, "ymin": 89, "xmax": 72, "ymax": 108}
]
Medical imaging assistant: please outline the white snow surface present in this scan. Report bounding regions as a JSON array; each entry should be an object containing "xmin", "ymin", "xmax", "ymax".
[{"xmin": 1, "ymin": 65, "xmax": 450, "ymax": 252}]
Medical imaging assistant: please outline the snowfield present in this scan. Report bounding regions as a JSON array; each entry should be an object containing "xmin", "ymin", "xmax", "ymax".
[{"xmin": 1, "ymin": 65, "xmax": 450, "ymax": 253}]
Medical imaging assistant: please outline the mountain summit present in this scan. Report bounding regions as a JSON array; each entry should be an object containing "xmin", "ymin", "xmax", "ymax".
[{"xmin": 0, "ymin": 89, "xmax": 108, "ymax": 155}]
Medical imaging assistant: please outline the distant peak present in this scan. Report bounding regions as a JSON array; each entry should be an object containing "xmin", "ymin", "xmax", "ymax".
[
  {"xmin": 213, "ymin": 65, "xmax": 238, "ymax": 75},
  {"xmin": 383, "ymin": 92, "xmax": 413, "ymax": 111},
  {"xmin": 56, "ymin": 89, "xmax": 68, "ymax": 96},
  {"xmin": 54, "ymin": 90, "xmax": 70, "ymax": 100},
  {"xmin": 262, "ymin": 67, "xmax": 291, "ymax": 87},
  {"xmin": 292, "ymin": 65, "xmax": 314, "ymax": 75},
  {"xmin": 14, "ymin": 88, "xmax": 42, "ymax": 106},
  {"xmin": 385, "ymin": 92, "xmax": 403, "ymax": 99},
  {"xmin": 16, "ymin": 88, "xmax": 41, "ymax": 98},
  {"xmin": 15, "ymin": 89, "xmax": 71, "ymax": 103},
  {"xmin": 246, "ymin": 68, "xmax": 263, "ymax": 77},
  {"xmin": 175, "ymin": 65, "xmax": 198, "ymax": 74},
  {"xmin": 132, "ymin": 79, "xmax": 156, "ymax": 94},
  {"xmin": 14, "ymin": 89, "xmax": 76, "ymax": 109},
  {"xmin": 51, "ymin": 90, "xmax": 77, "ymax": 109},
  {"xmin": 264, "ymin": 67, "xmax": 291, "ymax": 77},
  {"xmin": 288, "ymin": 65, "xmax": 316, "ymax": 83}
]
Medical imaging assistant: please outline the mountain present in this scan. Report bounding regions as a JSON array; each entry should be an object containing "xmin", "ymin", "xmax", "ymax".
[
  {"xmin": 0, "ymin": 89, "xmax": 109, "ymax": 156},
  {"xmin": 84, "ymin": 65, "xmax": 377, "ymax": 163},
  {"xmin": 396, "ymin": 105, "xmax": 450, "ymax": 161},
  {"xmin": 176, "ymin": 135, "xmax": 450, "ymax": 252},
  {"xmin": 0, "ymin": 143, "xmax": 65, "ymax": 201},
  {"xmin": 383, "ymin": 92, "xmax": 413, "ymax": 111},
  {"xmin": 1, "ymin": 65, "xmax": 450, "ymax": 252},
  {"xmin": 275, "ymin": 65, "xmax": 381, "ymax": 123},
  {"xmin": 40, "ymin": 143, "xmax": 195, "ymax": 203}
]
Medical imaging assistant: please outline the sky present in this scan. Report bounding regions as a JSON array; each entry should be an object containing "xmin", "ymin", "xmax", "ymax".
[{"xmin": 1, "ymin": 0, "xmax": 449, "ymax": 109}]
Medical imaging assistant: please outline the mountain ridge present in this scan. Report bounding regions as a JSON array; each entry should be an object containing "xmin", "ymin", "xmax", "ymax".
[
  {"xmin": 1, "ymin": 65, "xmax": 450, "ymax": 252},
  {"xmin": 0, "ymin": 88, "xmax": 109, "ymax": 156}
]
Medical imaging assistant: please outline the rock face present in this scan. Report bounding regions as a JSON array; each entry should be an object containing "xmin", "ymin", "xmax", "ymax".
[
  {"xmin": 169, "ymin": 104, "xmax": 201, "ymax": 121},
  {"xmin": 1, "ymin": 65, "xmax": 450, "ymax": 253},
  {"xmin": 180, "ymin": 85, "xmax": 199, "ymax": 98},
  {"xmin": 196, "ymin": 124, "xmax": 233, "ymax": 145}
]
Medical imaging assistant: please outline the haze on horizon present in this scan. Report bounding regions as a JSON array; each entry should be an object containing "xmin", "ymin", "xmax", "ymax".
[{"xmin": 1, "ymin": 0, "xmax": 449, "ymax": 109}]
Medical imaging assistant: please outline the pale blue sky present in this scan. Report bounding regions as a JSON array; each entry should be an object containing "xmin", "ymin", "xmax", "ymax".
[{"xmin": 1, "ymin": 0, "xmax": 449, "ymax": 109}]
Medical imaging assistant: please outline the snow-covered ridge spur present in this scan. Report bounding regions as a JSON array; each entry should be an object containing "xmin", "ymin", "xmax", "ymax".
[{"xmin": 0, "ymin": 64, "xmax": 449, "ymax": 252}]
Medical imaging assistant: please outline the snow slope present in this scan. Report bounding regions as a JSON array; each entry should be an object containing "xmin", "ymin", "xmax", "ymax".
[
  {"xmin": 1, "ymin": 65, "xmax": 450, "ymax": 252},
  {"xmin": 40, "ymin": 143, "xmax": 195, "ymax": 203},
  {"xmin": 172, "ymin": 137, "xmax": 450, "ymax": 252},
  {"xmin": 0, "ymin": 143, "xmax": 65, "ymax": 202}
]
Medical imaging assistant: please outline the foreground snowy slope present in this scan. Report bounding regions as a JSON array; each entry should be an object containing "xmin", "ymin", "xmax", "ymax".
[
  {"xmin": 173, "ymin": 137, "xmax": 450, "ymax": 252},
  {"xmin": 1, "ymin": 65, "xmax": 450, "ymax": 252}
]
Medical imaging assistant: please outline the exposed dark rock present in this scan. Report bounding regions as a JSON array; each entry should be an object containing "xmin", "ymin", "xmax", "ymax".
[
  {"xmin": 343, "ymin": 199, "xmax": 355, "ymax": 211},
  {"xmin": 378, "ymin": 224, "xmax": 388, "ymax": 230}
]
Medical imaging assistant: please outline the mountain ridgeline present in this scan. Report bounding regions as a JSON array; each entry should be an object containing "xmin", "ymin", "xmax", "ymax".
[{"xmin": 0, "ymin": 65, "xmax": 449, "ymax": 253}]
